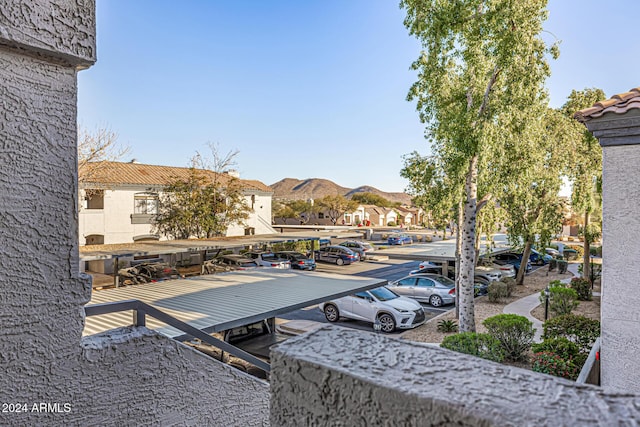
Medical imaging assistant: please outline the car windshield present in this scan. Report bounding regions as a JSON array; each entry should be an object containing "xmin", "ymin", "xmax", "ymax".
[
  {"xmin": 240, "ymin": 261, "xmax": 257, "ymax": 267},
  {"xmin": 369, "ymin": 287, "xmax": 399, "ymax": 301},
  {"xmin": 261, "ymin": 254, "xmax": 277, "ymax": 261}
]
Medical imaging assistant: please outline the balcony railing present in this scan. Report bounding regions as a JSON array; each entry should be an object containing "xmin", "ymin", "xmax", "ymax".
[{"xmin": 84, "ymin": 299, "xmax": 270, "ymax": 373}]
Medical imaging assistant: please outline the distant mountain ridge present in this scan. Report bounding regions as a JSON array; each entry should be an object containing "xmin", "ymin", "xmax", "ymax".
[{"xmin": 270, "ymin": 178, "xmax": 412, "ymax": 206}]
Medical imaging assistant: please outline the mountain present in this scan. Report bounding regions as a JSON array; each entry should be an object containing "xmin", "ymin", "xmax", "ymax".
[{"xmin": 270, "ymin": 178, "xmax": 412, "ymax": 206}]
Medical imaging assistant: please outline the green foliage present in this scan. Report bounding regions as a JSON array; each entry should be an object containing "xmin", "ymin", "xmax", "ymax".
[
  {"xmin": 532, "ymin": 337, "xmax": 580, "ymax": 361},
  {"xmin": 316, "ymin": 195, "xmax": 358, "ymax": 225},
  {"xmin": 531, "ymin": 352, "xmax": 579, "ymax": 380},
  {"xmin": 483, "ymin": 314, "xmax": 534, "ymax": 362},
  {"xmin": 557, "ymin": 259, "xmax": 568, "ymax": 273},
  {"xmin": 487, "ymin": 281, "xmax": 508, "ymax": 303},
  {"xmin": 569, "ymin": 277, "xmax": 592, "ymax": 301},
  {"xmin": 154, "ymin": 156, "xmax": 249, "ymax": 239},
  {"xmin": 271, "ymin": 241, "xmax": 311, "ymax": 254},
  {"xmin": 387, "ymin": 221, "xmax": 397, "ymax": 227},
  {"xmin": 499, "ymin": 277, "xmax": 516, "ymax": 297},
  {"xmin": 546, "ymin": 287, "xmax": 578, "ymax": 316},
  {"xmin": 589, "ymin": 246, "xmax": 603, "ymax": 257},
  {"xmin": 440, "ymin": 332, "xmax": 504, "ymax": 363},
  {"xmin": 549, "ymin": 244, "xmax": 559, "ymax": 250},
  {"xmin": 350, "ymin": 192, "xmax": 397, "ymax": 207},
  {"xmin": 437, "ymin": 319, "xmax": 458, "ymax": 333},
  {"xmin": 542, "ymin": 314, "xmax": 600, "ymax": 354}
]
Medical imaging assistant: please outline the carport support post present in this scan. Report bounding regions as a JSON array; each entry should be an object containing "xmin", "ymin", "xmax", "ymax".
[{"xmin": 113, "ymin": 256, "xmax": 119, "ymax": 288}]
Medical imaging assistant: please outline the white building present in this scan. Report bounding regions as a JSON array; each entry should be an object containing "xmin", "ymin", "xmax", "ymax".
[{"xmin": 79, "ymin": 161, "xmax": 274, "ymax": 245}]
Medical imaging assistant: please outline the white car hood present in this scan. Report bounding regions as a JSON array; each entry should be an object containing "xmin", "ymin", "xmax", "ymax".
[{"xmin": 387, "ymin": 297, "xmax": 421, "ymax": 311}]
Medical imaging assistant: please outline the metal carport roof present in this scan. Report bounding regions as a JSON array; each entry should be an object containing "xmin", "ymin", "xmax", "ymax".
[
  {"xmin": 380, "ymin": 237, "xmax": 512, "ymax": 262},
  {"xmin": 84, "ymin": 269, "xmax": 386, "ymax": 338}
]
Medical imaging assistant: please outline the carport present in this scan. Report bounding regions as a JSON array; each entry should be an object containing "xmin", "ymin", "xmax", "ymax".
[{"xmin": 84, "ymin": 269, "xmax": 386, "ymax": 371}]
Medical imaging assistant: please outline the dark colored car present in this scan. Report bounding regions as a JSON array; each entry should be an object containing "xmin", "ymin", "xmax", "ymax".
[
  {"xmin": 387, "ymin": 234, "xmax": 413, "ymax": 245},
  {"xmin": 338, "ymin": 240, "xmax": 375, "ymax": 260},
  {"xmin": 529, "ymin": 249, "xmax": 553, "ymax": 265},
  {"xmin": 216, "ymin": 254, "xmax": 259, "ymax": 270},
  {"xmin": 274, "ymin": 251, "xmax": 316, "ymax": 271},
  {"xmin": 493, "ymin": 253, "xmax": 533, "ymax": 275},
  {"xmin": 315, "ymin": 245, "xmax": 359, "ymax": 265}
]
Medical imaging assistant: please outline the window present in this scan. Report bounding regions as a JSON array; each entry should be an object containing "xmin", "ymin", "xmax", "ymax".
[
  {"xmin": 396, "ymin": 278, "xmax": 416, "ymax": 287},
  {"xmin": 85, "ymin": 189, "xmax": 104, "ymax": 210},
  {"xmin": 134, "ymin": 193, "xmax": 158, "ymax": 214},
  {"xmin": 416, "ymin": 278, "xmax": 435, "ymax": 288},
  {"xmin": 318, "ymin": 212, "xmax": 325, "ymax": 219}
]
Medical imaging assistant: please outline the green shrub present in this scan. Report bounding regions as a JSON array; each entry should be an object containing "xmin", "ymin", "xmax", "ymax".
[
  {"xmin": 548, "ymin": 244, "xmax": 559, "ymax": 250},
  {"xmin": 440, "ymin": 332, "xmax": 504, "ymax": 363},
  {"xmin": 531, "ymin": 351, "xmax": 579, "ymax": 380},
  {"xmin": 569, "ymin": 277, "xmax": 592, "ymax": 301},
  {"xmin": 548, "ymin": 287, "xmax": 578, "ymax": 316},
  {"xmin": 542, "ymin": 314, "xmax": 600, "ymax": 353},
  {"xmin": 487, "ymin": 281, "xmax": 508, "ymax": 302},
  {"xmin": 499, "ymin": 277, "xmax": 516, "ymax": 297},
  {"xmin": 557, "ymin": 259, "xmax": 568, "ymax": 273},
  {"xmin": 548, "ymin": 258, "xmax": 557, "ymax": 271},
  {"xmin": 387, "ymin": 221, "xmax": 397, "ymax": 227},
  {"xmin": 437, "ymin": 319, "xmax": 458, "ymax": 333},
  {"xmin": 532, "ymin": 337, "xmax": 580, "ymax": 361},
  {"xmin": 483, "ymin": 314, "xmax": 534, "ymax": 362},
  {"xmin": 589, "ymin": 246, "xmax": 603, "ymax": 257}
]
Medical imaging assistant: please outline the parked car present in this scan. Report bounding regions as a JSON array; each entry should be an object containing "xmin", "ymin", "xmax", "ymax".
[
  {"xmin": 545, "ymin": 247, "xmax": 560, "ymax": 257},
  {"xmin": 338, "ymin": 240, "xmax": 375, "ymax": 260},
  {"xmin": 245, "ymin": 251, "xmax": 291, "ymax": 269},
  {"xmin": 492, "ymin": 252, "xmax": 532, "ymax": 275},
  {"xmin": 315, "ymin": 245, "xmax": 359, "ymax": 265},
  {"xmin": 388, "ymin": 274, "xmax": 456, "ymax": 307},
  {"xmin": 319, "ymin": 286, "xmax": 426, "ymax": 333},
  {"xmin": 118, "ymin": 262, "xmax": 181, "ymax": 286},
  {"xmin": 215, "ymin": 254, "xmax": 259, "ymax": 270},
  {"xmin": 274, "ymin": 251, "xmax": 316, "ymax": 271},
  {"xmin": 478, "ymin": 259, "xmax": 516, "ymax": 278},
  {"xmin": 529, "ymin": 249, "xmax": 553, "ymax": 265},
  {"xmin": 387, "ymin": 234, "xmax": 413, "ymax": 245}
]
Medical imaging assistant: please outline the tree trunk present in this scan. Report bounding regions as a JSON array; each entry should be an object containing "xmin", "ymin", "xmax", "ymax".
[
  {"xmin": 459, "ymin": 155, "xmax": 478, "ymax": 333},
  {"xmin": 455, "ymin": 200, "xmax": 463, "ymax": 320},
  {"xmin": 583, "ymin": 210, "xmax": 591, "ymax": 280},
  {"xmin": 516, "ymin": 240, "xmax": 532, "ymax": 285}
]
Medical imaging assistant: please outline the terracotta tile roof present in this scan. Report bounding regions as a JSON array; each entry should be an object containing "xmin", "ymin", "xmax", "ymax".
[
  {"xmin": 575, "ymin": 87, "xmax": 640, "ymax": 122},
  {"xmin": 79, "ymin": 161, "xmax": 272, "ymax": 192}
]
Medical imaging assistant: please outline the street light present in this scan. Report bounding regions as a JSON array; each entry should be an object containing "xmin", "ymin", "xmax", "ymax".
[
  {"xmin": 544, "ymin": 286, "xmax": 550, "ymax": 321},
  {"xmin": 373, "ymin": 317, "xmax": 382, "ymax": 333}
]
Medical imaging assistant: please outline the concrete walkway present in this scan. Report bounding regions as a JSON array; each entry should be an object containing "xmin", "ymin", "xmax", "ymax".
[{"xmin": 503, "ymin": 262, "xmax": 580, "ymax": 342}]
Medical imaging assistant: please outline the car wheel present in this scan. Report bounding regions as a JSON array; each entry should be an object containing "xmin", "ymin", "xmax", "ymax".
[
  {"xmin": 336, "ymin": 258, "xmax": 344, "ymax": 266},
  {"xmin": 378, "ymin": 313, "xmax": 396, "ymax": 333},
  {"xmin": 429, "ymin": 295, "xmax": 443, "ymax": 307},
  {"xmin": 324, "ymin": 304, "xmax": 340, "ymax": 322}
]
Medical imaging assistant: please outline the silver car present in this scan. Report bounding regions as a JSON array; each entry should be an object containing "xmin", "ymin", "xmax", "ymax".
[
  {"xmin": 388, "ymin": 274, "xmax": 456, "ymax": 307},
  {"xmin": 319, "ymin": 287, "xmax": 426, "ymax": 333}
]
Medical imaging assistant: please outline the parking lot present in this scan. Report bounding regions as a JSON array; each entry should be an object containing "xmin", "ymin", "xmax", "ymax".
[{"xmin": 276, "ymin": 257, "xmax": 453, "ymax": 335}]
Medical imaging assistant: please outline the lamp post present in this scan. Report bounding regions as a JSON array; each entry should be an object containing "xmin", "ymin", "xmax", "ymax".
[
  {"xmin": 373, "ymin": 317, "xmax": 382, "ymax": 334},
  {"xmin": 544, "ymin": 286, "xmax": 550, "ymax": 321}
]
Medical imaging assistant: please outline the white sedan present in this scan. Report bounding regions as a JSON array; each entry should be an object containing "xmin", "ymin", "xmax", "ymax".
[{"xmin": 319, "ymin": 287, "xmax": 426, "ymax": 333}]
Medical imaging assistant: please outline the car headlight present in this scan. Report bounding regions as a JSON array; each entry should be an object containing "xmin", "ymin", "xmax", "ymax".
[{"xmin": 397, "ymin": 309, "xmax": 410, "ymax": 313}]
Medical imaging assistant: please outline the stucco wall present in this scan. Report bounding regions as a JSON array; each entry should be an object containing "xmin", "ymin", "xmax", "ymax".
[
  {"xmin": 0, "ymin": 2, "xmax": 269, "ymax": 425},
  {"xmin": 271, "ymin": 326, "xmax": 640, "ymax": 426},
  {"xmin": 601, "ymin": 143, "xmax": 640, "ymax": 391}
]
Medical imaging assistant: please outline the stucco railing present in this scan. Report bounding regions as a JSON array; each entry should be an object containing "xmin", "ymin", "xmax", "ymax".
[
  {"xmin": 84, "ymin": 300, "xmax": 270, "ymax": 373},
  {"xmin": 577, "ymin": 337, "xmax": 601, "ymax": 385}
]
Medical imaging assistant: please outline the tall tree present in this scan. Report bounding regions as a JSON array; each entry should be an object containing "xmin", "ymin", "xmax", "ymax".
[
  {"xmin": 561, "ymin": 88, "xmax": 606, "ymax": 280},
  {"xmin": 402, "ymin": 0, "xmax": 557, "ymax": 332},
  {"xmin": 350, "ymin": 192, "xmax": 398, "ymax": 208},
  {"xmin": 316, "ymin": 195, "xmax": 359, "ymax": 225}
]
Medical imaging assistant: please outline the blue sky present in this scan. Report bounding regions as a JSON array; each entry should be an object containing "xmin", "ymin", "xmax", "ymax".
[{"xmin": 78, "ymin": 1, "xmax": 640, "ymax": 193}]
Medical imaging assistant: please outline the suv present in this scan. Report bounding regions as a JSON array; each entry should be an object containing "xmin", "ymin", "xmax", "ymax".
[
  {"xmin": 319, "ymin": 287, "xmax": 425, "ymax": 333},
  {"xmin": 315, "ymin": 245, "xmax": 359, "ymax": 265},
  {"xmin": 338, "ymin": 240, "xmax": 375, "ymax": 260},
  {"xmin": 245, "ymin": 251, "xmax": 291, "ymax": 269},
  {"xmin": 493, "ymin": 252, "xmax": 533, "ymax": 275}
]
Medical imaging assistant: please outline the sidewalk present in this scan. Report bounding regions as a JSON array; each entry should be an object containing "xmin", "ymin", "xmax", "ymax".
[{"xmin": 503, "ymin": 262, "xmax": 580, "ymax": 342}]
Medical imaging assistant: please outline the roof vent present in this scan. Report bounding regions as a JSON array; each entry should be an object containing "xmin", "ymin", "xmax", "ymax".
[{"xmin": 130, "ymin": 159, "xmax": 138, "ymax": 164}]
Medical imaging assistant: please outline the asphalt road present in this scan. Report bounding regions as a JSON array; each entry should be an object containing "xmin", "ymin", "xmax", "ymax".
[{"xmin": 276, "ymin": 257, "xmax": 453, "ymax": 335}]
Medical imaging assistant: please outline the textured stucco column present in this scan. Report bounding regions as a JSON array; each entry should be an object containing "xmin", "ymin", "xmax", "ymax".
[
  {"xmin": 271, "ymin": 326, "xmax": 640, "ymax": 426},
  {"xmin": 0, "ymin": 0, "xmax": 96, "ymax": 399},
  {"xmin": 583, "ymin": 108, "xmax": 640, "ymax": 392}
]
